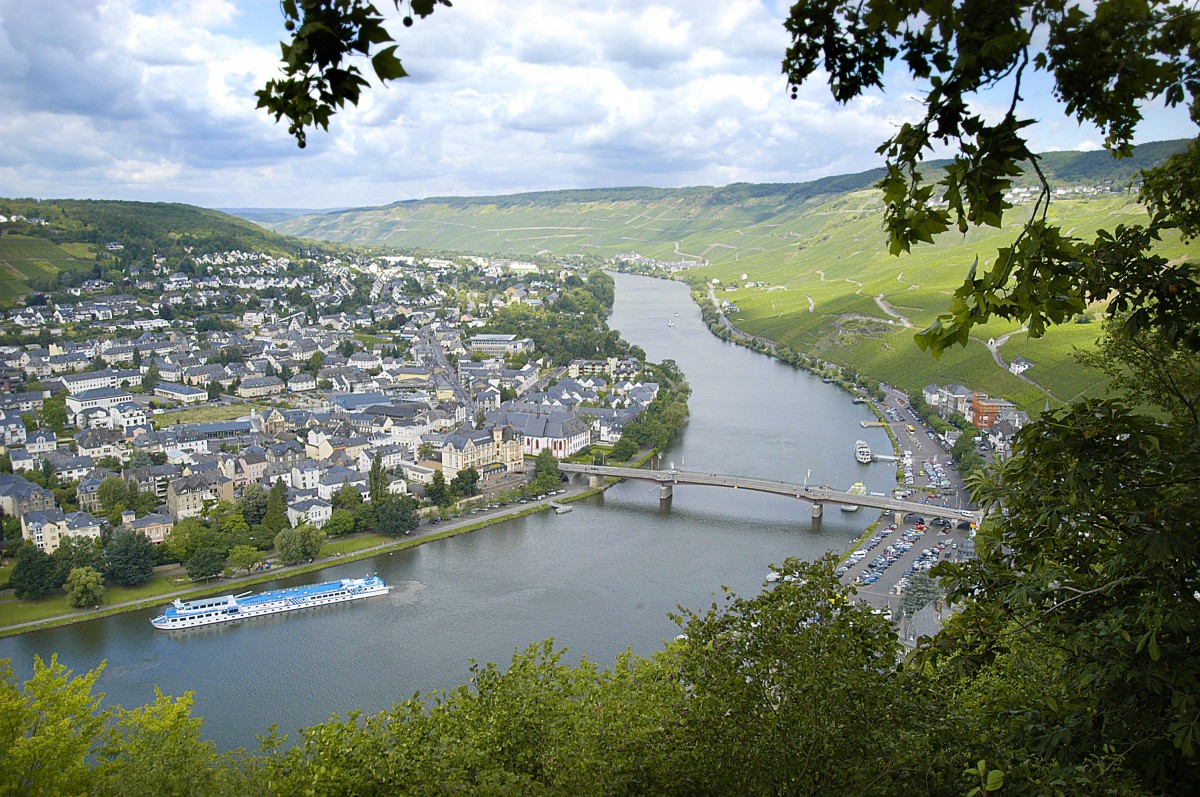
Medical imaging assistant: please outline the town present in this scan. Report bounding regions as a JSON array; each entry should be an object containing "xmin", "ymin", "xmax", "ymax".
[{"xmin": 0, "ymin": 245, "xmax": 675, "ymax": 607}]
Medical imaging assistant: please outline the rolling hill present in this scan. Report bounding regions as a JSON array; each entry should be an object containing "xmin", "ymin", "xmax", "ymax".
[{"xmin": 269, "ymin": 141, "xmax": 1189, "ymax": 412}]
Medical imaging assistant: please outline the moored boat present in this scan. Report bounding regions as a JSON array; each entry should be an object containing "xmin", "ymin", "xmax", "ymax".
[
  {"xmin": 840, "ymin": 481, "xmax": 867, "ymax": 512},
  {"xmin": 151, "ymin": 576, "xmax": 389, "ymax": 630},
  {"xmin": 854, "ymin": 440, "xmax": 872, "ymax": 464}
]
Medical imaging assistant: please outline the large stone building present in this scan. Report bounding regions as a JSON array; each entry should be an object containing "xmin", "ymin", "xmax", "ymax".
[{"xmin": 441, "ymin": 426, "xmax": 524, "ymax": 478}]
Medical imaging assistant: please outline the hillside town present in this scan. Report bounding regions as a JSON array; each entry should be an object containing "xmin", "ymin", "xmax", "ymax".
[{"xmin": 0, "ymin": 249, "xmax": 663, "ymax": 591}]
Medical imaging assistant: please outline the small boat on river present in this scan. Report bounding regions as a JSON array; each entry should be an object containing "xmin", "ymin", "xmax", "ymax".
[{"xmin": 840, "ymin": 482, "xmax": 867, "ymax": 512}]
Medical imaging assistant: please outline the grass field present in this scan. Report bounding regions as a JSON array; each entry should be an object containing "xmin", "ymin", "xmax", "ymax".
[{"xmin": 154, "ymin": 401, "xmax": 275, "ymax": 427}]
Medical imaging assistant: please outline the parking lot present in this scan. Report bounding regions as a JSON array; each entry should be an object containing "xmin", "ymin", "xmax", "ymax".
[{"xmin": 837, "ymin": 386, "xmax": 977, "ymax": 614}]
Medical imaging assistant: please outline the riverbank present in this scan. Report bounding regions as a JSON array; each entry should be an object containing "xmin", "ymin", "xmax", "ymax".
[
  {"xmin": 0, "ymin": 490, "xmax": 603, "ymax": 639},
  {"xmin": 0, "ymin": 446, "xmax": 659, "ymax": 639}
]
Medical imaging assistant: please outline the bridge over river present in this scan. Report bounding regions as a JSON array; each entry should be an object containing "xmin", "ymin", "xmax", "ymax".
[{"xmin": 558, "ymin": 463, "xmax": 981, "ymax": 525}]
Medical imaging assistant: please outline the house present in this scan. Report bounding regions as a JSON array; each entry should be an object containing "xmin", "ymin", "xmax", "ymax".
[
  {"xmin": 154, "ymin": 381, "xmax": 209, "ymax": 405},
  {"xmin": 122, "ymin": 463, "xmax": 182, "ymax": 502},
  {"xmin": 1009, "ymin": 356, "xmax": 1034, "ymax": 375},
  {"xmin": 65, "ymin": 387, "xmax": 133, "ymax": 426},
  {"xmin": 166, "ymin": 472, "xmax": 235, "ymax": 520},
  {"xmin": 25, "ymin": 430, "xmax": 57, "ymax": 455},
  {"xmin": 9, "ymin": 448, "xmax": 36, "ymax": 472},
  {"xmin": 127, "ymin": 512, "xmax": 174, "ymax": 544},
  {"xmin": 970, "ymin": 392, "xmax": 1016, "ymax": 430},
  {"xmin": 468, "ymin": 334, "xmax": 535, "ymax": 357},
  {"xmin": 286, "ymin": 497, "xmax": 333, "ymax": 529},
  {"xmin": 0, "ymin": 473, "xmax": 55, "ymax": 518},
  {"xmin": 43, "ymin": 454, "xmax": 95, "ymax": 482},
  {"xmin": 109, "ymin": 401, "xmax": 148, "ymax": 433},
  {"xmin": 238, "ymin": 375, "xmax": 284, "ymax": 398},
  {"xmin": 290, "ymin": 459, "xmax": 323, "ymax": 491},
  {"xmin": 76, "ymin": 476, "xmax": 105, "ymax": 513},
  {"xmin": 316, "ymin": 466, "xmax": 367, "ymax": 501},
  {"xmin": 75, "ymin": 428, "xmax": 126, "ymax": 461},
  {"xmin": 287, "ymin": 373, "xmax": 317, "ymax": 392},
  {"xmin": 0, "ymin": 413, "xmax": 27, "ymax": 447},
  {"xmin": 21, "ymin": 508, "xmax": 103, "ymax": 555}
]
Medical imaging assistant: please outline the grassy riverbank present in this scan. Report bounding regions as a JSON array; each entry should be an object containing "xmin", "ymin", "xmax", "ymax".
[{"xmin": 0, "ymin": 504, "xmax": 555, "ymax": 639}]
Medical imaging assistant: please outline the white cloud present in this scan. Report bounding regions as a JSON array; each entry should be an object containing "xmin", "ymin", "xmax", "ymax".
[{"xmin": 0, "ymin": 0, "xmax": 1190, "ymax": 209}]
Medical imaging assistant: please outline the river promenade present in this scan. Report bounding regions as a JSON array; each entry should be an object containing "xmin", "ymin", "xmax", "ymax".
[{"xmin": 0, "ymin": 483, "xmax": 595, "ymax": 638}]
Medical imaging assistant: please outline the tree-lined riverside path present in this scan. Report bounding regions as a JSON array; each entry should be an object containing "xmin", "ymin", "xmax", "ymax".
[{"xmin": 559, "ymin": 463, "xmax": 981, "ymax": 523}]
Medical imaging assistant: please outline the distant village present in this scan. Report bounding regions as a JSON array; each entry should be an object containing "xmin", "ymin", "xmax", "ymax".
[{"xmin": 0, "ymin": 247, "xmax": 659, "ymax": 558}]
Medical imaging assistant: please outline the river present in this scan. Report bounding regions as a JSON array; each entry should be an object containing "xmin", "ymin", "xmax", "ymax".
[{"xmin": 0, "ymin": 273, "xmax": 894, "ymax": 750}]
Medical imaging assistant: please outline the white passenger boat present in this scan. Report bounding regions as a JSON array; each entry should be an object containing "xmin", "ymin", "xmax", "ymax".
[
  {"xmin": 150, "ymin": 576, "xmax": 389, "ymax": 630},
  {"xmin": 854, "ymin": 440, "xmax": 872, "ymax": 464}
]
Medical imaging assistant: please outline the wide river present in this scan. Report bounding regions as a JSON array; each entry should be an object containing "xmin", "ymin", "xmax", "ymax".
[{"xmin": 0, "ymin": 273, "xmax": 894, "ymax": 750}]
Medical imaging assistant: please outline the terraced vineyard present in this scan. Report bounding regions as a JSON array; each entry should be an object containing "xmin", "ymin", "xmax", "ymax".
[{"xmin": 0, "ymin": 234, "xmax": 91, "ymax": 300}]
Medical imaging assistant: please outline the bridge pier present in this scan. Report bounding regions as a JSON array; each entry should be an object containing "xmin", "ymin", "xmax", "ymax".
[
  {"xmin": 588, "ymin": 475, "xmax": 605, "ymax": 488},
  {"xmin": 811, "ymin": 503, "xmax": 823, "ymax": 518},
  {"xmin": 895, "ymin": 510, "xmax": 904, "ymax": 526},
  {"xmin": 660, "ymin": 483, "xmax": 673, "ymax": 501}
]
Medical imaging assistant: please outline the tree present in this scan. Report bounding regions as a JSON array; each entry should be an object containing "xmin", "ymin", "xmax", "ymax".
[
  {"xmin": 10, "ymin": 542, "xmax": 58, "ymax": 599},
  {"xmin": 227, "ymin": 544, "xmax": 260, "ymax": 576},
  {"xmin": 141, "ymin": 362, "xmax": 160, "ymax": 391},
  {"xmin": 323, "ymin": 508, "xmax": 355, "ymax": 538},
  {"xmin": 52, "ymin": 535, "xmax": 106, "ymax": 587},
  {"xmin": 105, "ymin": 529, "xmax": 156, "ymax": 586},
  {"xmin": 417, "ymin": 441, "xmax": 435, "ymax": 461},
  {"xmin": 262, "ymin": 480, "xmax": 289, "ymax": 534},
  {"xmin": 238, "ymin": 482, "xmax": 270, "ymax": 527},
  {"xmin": 65, "ymin": 566, "xmax": 106, "ymax": 608},
  {"xmin": 449, "ymin": 467, "xmax": 479, "ymax": 499},
  {"xmin": 781, "ymin": 0, "xmax": 1199, "ymax": 355},
  {"xmin": 368, "ymin": 452, "xmax": 387, "ymax": 505},
  {"xmin": 0, "ymin": 655, "xmax": 108, "ymax": 797},
  {"xmin": 273, "ymin": 524, "xmax": 323, "ymax": 565},
  {"xmin": 531, "ymin": 449, "xmax": 561, "ymax": 495},
  {"xmin": 611, "ymin": 437, "xmax": 636, "ymax": 462},
  {"xmin": 425, "ymin": 469, "xmax": 450, "ymax": 507},
  {"xmin": 185, "ymin": 546, "xmax": 225, "ymax": 582},
  {"xmin": 375, "ymin": 494, "xmax": 418, "ymax": 537},
  {"xmin": 97, "ymin": 476, "xmax": 134, "ymax": 515},
  {"xmin": 91, "ymin": 689, "xmax": 229, "ymax": 797},
  {"xmin": 299, "ymin": 524, "xmax": 325, "ymax": 560},
  {"xmin": 332, "ymin": 480, "xmax": 363, "ymax": 512}
]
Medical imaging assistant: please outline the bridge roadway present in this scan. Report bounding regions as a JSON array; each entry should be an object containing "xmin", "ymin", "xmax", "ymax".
[{"xmin": 558, "ymin": 463, "xmax": 981, "ymax": 523}]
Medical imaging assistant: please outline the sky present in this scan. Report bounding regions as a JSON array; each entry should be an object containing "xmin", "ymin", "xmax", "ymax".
[{"xmin": 0, "ymin": 0, "xmax": 1193, "ymax": 210}]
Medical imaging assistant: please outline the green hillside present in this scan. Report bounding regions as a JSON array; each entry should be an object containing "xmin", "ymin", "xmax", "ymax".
[
  {"xmin": 0, "ymin": 234, "xmax": 92, "ymax": 300},
  {"xmin": 1, "ymin": 198, "xmax": 305, "ymax": 269},
  {"xmin": 271, "ymin": 141, "xmax": 1189, "ymax": 412}
]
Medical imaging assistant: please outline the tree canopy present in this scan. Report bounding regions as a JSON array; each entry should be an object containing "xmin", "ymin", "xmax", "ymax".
[{"xmin": 783, "ymin": 0, "xmax": 1199, "ymax": 355}]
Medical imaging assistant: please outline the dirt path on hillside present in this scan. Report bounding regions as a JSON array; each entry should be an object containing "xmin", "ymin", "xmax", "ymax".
[
  {"xmin": 982, "ymin": 328, "xmax": 1062, "ymax": 404},
  {"xmin": 875, "ymin": 295, "xmax": 912, "ymax": 327}
]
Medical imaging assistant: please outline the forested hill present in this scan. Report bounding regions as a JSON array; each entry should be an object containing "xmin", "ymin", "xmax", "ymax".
[
  {"xmin": 268, "ymin": 140, "xmax": 1186, "ymax": 254},
  {"xmin": 0, "ymin": 198, "xmax": 306, "ymax": 264}
]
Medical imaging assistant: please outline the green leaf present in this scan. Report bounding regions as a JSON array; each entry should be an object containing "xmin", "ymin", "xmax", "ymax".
[{"xmin": 371, "ymin": 45, "xmax": 408, "ymax": 81}]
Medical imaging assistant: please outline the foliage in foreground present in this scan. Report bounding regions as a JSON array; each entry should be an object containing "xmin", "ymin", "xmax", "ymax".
[{"xmin": 0, "ymin": 555, "xmax": 1170, "ymax": 796}]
